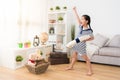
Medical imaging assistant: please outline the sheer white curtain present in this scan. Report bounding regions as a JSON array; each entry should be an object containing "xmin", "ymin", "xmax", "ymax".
[
  {"xmin": 0, "ymin": 0, "xmax": 19, "ymax": 48},
  {"xmin": 0, "ymin": 0, "xmax": 47, "ymax": 66},
  {"xmin": 18, "ymin": 0, "xmax": 47, "ymax": 43},
  {"xmin": 0, "ymin": 0, "xmax": 47, "ymax": 48}
]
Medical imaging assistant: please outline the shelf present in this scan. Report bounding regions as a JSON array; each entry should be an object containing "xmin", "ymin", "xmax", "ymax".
[
  {"xmin": 56, "ymin": 33, "xmax": 65, "ymax": 36},
  {"xmin": 49, "ymin": 33, "xmax": 65, "ymax": 36},
  {"xmin": 48, "ymin": 10, "xmax": 69, "ymax": 52},
  {"xmin": 48, "ymin": 23, "xmax": 65, "ymax": 25},
  {"xmin": 54, "ymin": 48, "xmax": 63, "ymax": 52},
  {"xmin": 48, "ymin": 41, "xmax": 56, "ymax": 44},
  {"xmin": 13, "ymin": 45, "xmax": 52, "ymax": 51},
  {"xmin": 48, "ymin": 11, "xmax": 67, "ymax": 14}
]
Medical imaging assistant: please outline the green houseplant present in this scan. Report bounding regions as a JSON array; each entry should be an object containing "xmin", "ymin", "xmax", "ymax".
[
  {"xmin": 50, "ymin": 7, "xmax": 53, "ymax": 11},
  {"xmin": 63, "ymin": 6, "xmax": 67, "ymax": 10},
  {"xmin": 71, "ymin": 25, "xmax": 75, "ymax": 40},
  {"xmin": 40, "ymin": 51, "xmax": 43, "ymax": 56},
  {"xmin": 55, "ymin": 6, "xmax": 60, "ymax": 10},
  {"xmin": 58, "ymin": 16, "xmax": 63, "ymax": 22},
  {"xmin": 18, "ymin": 42, "xmax": 23, "ymax": 48},
  {"xmin": 16, "ymin": 55, "xmax": 23, "ymax": 62}
]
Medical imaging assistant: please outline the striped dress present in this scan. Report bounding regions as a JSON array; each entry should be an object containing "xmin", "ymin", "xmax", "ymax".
[{"xmin": 72, "ymin": 25, "xmax": 93, "ymax": 55}]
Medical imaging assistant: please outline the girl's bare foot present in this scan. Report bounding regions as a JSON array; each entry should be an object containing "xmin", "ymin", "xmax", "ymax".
[
  {"xmin": 86, "ymin": 72, "xmax": 93, "ymax": 76},
  {"xmin": 65, "ymin": 66, "xmax": 74, "ymax": 70}
]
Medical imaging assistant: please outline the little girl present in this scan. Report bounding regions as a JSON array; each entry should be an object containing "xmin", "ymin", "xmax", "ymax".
[{"xmin": 65, "ymin": 7, "xmax": 94, "ymax": 76}]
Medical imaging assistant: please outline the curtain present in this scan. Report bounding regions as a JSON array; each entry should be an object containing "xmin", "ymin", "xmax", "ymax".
[
  {"xmin": 0, "ymin": 0, "xmax": 47, "ymax": 48},
  {"xmin": 18, "ymin": 0, "xmax": 47, "ymax": 43}
]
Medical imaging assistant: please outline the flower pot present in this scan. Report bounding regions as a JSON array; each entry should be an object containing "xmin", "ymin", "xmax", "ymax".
[
  {"xmin": 16, "ymin": 61, "xmax": 22, "ymax": 65},
  {"xmin": 63, "ymin": 6, "xmax": 67, "ymax": 11},
  {"xmin": 58, "ymin": 20, "xmax": 63, "ymax": 23},
  {"xmin": 18, "ymin": 43, "xmax": 23, "ymax": 48},
  {"xmin": 24, "ymin": 42, "xmax": 31, "ymax": 48}
]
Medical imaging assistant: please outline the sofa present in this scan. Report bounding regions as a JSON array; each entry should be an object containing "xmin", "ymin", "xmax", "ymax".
[{"xmin": 77, "ymin": 34, "xmax": 120, "ymax": 66}]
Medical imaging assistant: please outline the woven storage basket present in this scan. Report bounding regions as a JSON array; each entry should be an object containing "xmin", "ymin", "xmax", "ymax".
[{"xmin": 26, "ymin": 60, "xmax": 49, "ymax": 74}]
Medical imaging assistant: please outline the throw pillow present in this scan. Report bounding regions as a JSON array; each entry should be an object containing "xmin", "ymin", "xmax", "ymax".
[
  {"xmin": 108, "ymin": 35, "xmax": 120, "ymax": 48},
  {"xmin": 90, "ymin": 33, "xmax": 109, "ymax": 48}
]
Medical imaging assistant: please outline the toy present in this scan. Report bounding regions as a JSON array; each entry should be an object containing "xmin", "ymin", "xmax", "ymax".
[
  {"xmin": 66, "ymin": 35, "xmax": 93, "ymax": 48},
  {"xmin": 28, "ymin": 50, "xmax": 43, "ymax": 66}
]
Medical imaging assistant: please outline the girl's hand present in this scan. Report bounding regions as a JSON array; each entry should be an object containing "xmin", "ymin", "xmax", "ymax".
[
  {"xmin": 83, "ymin": 36, "xmax": 94, "ymax": 42},
  {"xmin": 73, "ymin": 6, "xmax": 81, "ymax": 25},
  {"xmin": 73, "ymin": 6, "xmax": 76, "ymax": 11}
]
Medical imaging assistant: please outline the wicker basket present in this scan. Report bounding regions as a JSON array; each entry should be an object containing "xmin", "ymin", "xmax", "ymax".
[{"xmin": 26, "ymin": 62, "xmax": 49, "ymax": 74}]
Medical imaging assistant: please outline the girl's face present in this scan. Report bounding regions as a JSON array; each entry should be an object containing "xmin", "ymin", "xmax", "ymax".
[{"xmin": 81, "ymin": 16, "xmax": 88, "ymax": 26}]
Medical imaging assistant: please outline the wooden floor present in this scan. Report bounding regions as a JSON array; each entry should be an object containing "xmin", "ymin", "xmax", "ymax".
[{"xmin": 0, "ymin": 62, "xmax": 120, "ymax": 80}]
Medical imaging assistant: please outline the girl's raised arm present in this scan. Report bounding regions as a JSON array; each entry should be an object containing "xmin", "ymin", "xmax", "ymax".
[{"xmin": 73, "ymin": 7, "xmax": 81, "ymax": 25}]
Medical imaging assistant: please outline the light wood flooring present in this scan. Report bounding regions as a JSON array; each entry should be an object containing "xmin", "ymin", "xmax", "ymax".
[{"xmin": 0, "ymin": 62, "xmax": 120, "ymax": 80}]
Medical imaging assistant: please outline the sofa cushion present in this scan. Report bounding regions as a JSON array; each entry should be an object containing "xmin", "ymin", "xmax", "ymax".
[
  {"xmin": 91, "ymin": 34, "xmax": 109, "ymax": 48},
  {"xmin": 107, "ymin": 35, "xmax": 120, "ymax": 48},
  {"xmin": 99, "ymin": 47, "xmax": 120, "ymax": 57}
]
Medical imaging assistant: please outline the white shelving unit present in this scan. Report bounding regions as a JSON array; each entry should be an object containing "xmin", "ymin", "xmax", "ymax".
[
  {"xmin": 48, "ymin": 10, "xmax": 71, "ymax": 52},
  {"xmin": 2, "ymin": 45, "xmax": 52, "ymax": 70}
]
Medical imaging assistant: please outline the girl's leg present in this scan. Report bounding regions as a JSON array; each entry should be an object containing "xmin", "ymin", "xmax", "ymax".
[
  {"xmin": 81, "ymin": 54, "xmax": 93, "ymax": 76},
  {"xmin": 65, "ymin": 52, "xmax": 78, "ymax": 70}
]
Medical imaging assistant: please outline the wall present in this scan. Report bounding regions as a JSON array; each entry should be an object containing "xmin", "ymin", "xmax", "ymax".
[
  {"xmin": 0, "ymin": 50, "xmax": 2, "ymax": 66},
  {"xmin": 48, "ymin": 0, "xmax": 120, "ymax": 36}
]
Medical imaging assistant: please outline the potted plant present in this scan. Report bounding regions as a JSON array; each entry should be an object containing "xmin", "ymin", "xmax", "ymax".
[
  {"xmin": 16, "ymin": 55, "xmax": 23, "ymax": 62},
  {"xmin": 63, "ymin": 6, "xmax": 67, "ymax": 10},
  {"xmin": 18, "ymin": 42, "xmax": 23, "ymax": 48},
  {"xmin": 40, "ymin": 51, "xmax": 43, "ymax": 56},
  {"xmin": 55, "ymin": 6, "xmax": 60, "ymax": 10},
  {"xmin": 50, "ymin": 7, "xmax": 53, "ymax": 11},
  {"xmin": 24, "ymin": 41, "xmax": 31, "ymax": 48},
  {"xmin": 58, "ymin": 16, "xmax": 63, "ymax": 23},
  {"xmin": 71, "ymin": 25, "xmax": 75, "ymax": 40},
  {"xmin": 27, "ymin": 41, "xmax": 31, "ymax": 47}
]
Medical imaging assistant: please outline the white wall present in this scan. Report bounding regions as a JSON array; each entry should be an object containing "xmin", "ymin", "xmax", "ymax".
[
  {"xmin": 48, "ymin": 0, "xmax": 120, "ymax": 36},
  {"xmin": 0, "ymin": 50, "xmax": 2, "ymax": 66}
]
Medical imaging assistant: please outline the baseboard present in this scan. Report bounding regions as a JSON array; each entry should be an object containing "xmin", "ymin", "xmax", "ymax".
[{"xmin": 77, "ymin": 60, "xmax": 120, "ymax": 67}]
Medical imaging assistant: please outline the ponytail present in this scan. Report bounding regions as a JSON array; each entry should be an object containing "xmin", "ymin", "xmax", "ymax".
[{"xmin": 89, "ymin": 24, "xmax": 93, "ymax": 33}]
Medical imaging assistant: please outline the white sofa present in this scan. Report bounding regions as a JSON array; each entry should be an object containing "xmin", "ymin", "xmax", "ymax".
[{"xmin": 78, "ymin": 34, "xmax": 120, "ymax": 66}]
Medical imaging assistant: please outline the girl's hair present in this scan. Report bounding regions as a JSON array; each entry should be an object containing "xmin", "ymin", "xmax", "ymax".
[
  {"xmin": 82, "ymin": 15, "xmax": 91, "ymax": 27},
  {"xmin": 81, "ymin": 15, "xmax": 93, "ymax": 33}
]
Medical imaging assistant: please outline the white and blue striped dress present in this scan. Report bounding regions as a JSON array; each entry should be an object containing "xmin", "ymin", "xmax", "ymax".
[{"xmin": 72, "ymin": 25, "xmax": 93, "ymax": 55}]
